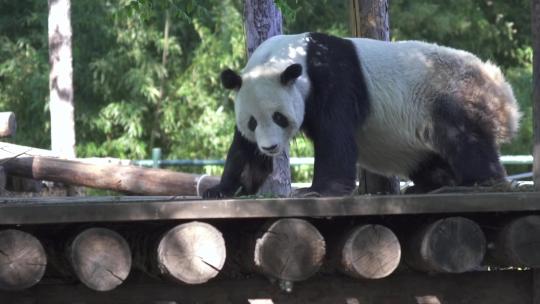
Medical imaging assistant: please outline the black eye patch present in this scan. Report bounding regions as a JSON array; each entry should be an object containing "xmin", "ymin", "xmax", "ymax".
[
  {"xmin": 248, "ymin": 116, "xmax": 257, "ymax": 131},
  {"xmin": 272, "ymin": 112, "xmax": 289, "ymax": 128}
]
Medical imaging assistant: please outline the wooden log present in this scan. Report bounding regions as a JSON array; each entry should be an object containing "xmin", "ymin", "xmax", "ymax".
[
  {"xmin": 488, "ymin": 215, "xmax": 540, "ymax": 267},
  {"xmin": 0, "ymin": 112, "xmax": 16, "ymax": 138},
  {"xmin": 403, "ymin": 217, "xmax": 486, "ymax": 273},
  {"xmin": 2, "ymin": 156, "xmax": 219, "ymax": 196},
  {"xmin": 134, "ymin": 222, "xmax": 226, "ymax": 284},
  {"xmin": 250, "ymin": 218, "xmax": 326, "ymax": 281},
  {"xmin": 6, "ymin": 176, "xmax": 43, "ymax": 193},
  {"xmin": 338, "ymin": 224, "xmax": 401, "ymax": 279},
  {"xmin": 0, "ymin": 166, "xmax": 6, "ymax": 193},
  {"xmin": 0, "ymin": 229, "xmax": 46, "ymax": 291},
  {"xmin": 66, "ymin": 227, "xmax": 131, "ymax": 291}
]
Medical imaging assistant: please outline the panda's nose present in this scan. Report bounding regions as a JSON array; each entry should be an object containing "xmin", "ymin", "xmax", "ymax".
[{"xmin": 262, "ymin": 144, "xmax": 278, "ymax": 152}]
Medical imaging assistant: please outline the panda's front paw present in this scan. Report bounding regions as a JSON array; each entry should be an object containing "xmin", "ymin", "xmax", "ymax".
[
  {"xmin": 202, "ymin": 186, "xmax": 226, "ymax": 199},
  {"xmin": 291, "ymin": 187, "xmax": 321, "ymax": 198}
]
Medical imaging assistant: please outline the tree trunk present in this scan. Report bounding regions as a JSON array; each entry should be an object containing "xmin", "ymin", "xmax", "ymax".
[
  {"xmin": 533, "ymin": 0, "xmax": 540, "ymax": 189},
  {"xmin": 48, "ymin": 0, "xmax": 75, "ymax": 159},
  {"xmin": 0, "ymin": 112, "xmax": 16, "ymax": 138},
  {"xmin": 349, "ymin": 0, "xmax": 400, "ymax": 195},
  {"xmin": 150, "ymin": 10, "xmax": 170, "ymax": 151},
  {"xmin": 244, "ymin": 0, "xmax": 291, "ymax": 197}
]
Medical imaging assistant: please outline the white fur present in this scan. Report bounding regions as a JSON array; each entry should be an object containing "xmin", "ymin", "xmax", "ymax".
[
  {"xmin": 235, "ymin": 34, "xmax": 310, "ymax": 156},
  {"xmin": 233, "ymin": 33, "xmax": 520, "ymax": 177}
]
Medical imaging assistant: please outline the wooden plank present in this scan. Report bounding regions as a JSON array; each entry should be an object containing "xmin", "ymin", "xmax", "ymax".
[
  {"xmin": 0, "ymin": 270, "xmax": 532, "ymax": 304},
  {"xmin": 0, "ymin": 192, "xmax": 540, "ymax": 224},
  {"xmin": 533, "ymin": 0, "xmax": 540, "ymax": 189}
]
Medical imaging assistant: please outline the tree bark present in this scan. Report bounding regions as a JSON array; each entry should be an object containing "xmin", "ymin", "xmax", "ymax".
[
  {"xmin": 48, "ymin": 0, "xmax": 76, "ymax": 159},
  {"xmin": 533, "ymin": 0, "xmax": 540, "ymax": 189},
  {"xmin": 0, "ymin": 112, "xmax": 16, "ymax": 138},
  {"xmin": 244, "ymin": 0, "xmax": 291, "ymax": 197},
  {"xmin": 350, "ymin": 0, "xmax": 400, "ymax": 195}
]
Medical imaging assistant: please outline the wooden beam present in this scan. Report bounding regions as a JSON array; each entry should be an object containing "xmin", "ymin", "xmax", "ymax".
[
  {"xmin": 2, "ymin": 156, "xmax": 219, "ymax": 196},
  {"xmin": 403, "ymin": 217, "xmax": 486, "ymax": 273},
  {"xmin": 0, "ymin": 270, "xmax": 533, "ymax": 303},
  {"xmin": 66, "ymin": 228, "xmax": 131, "ymax": 291},
  {"xmin": 152, "ymin": 222, "xmax": 226, "ymax": 284},
  {"xmin": 533, "ymin": 0, "xmax": 540, "ymax": 189},
  {"xmin": 249, "ymin": 219, "xmax": 325, "ymax": 282},
  {"xmin": 0, "ymin": 229, "xmax": 46, "ymax": 291},
  {"xmin": 0, "ymin": 112, "xmax": 16, "ymax": 138},
  {"xmin": 337, "ymin": 224, "xmax": 401, "ymax": 279},
  {"xmin": 1, "ymin": 192, "xmax": 540, "ymax": 224},
  {"xmin": 488, "ymin": 215, "xmax": 540, "ymax": 267}
]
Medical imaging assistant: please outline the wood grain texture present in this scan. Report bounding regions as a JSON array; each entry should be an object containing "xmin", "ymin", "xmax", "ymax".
[
  {"xmin": 252, "ymin": 218, "xmax": 325, "ymax": 281},
  {"xmin": 489, "ymin": 215, "xmax": 540, "ymax": 267},
  {"xmin": 0, "ymin": 229, "xmax": 46, "ymax": 291},
  {"xmin": 339, "ymin": 224, "xmax": 401, "ymax": 279},
  {"xmin": 67, "ymin": 227, "xmax": 131, "ymax": 291},
  {"xmin": 1, "ymin": 192, "xmax": 540, "ymax": 224},
  {"xmin": 156, "ymin": 222, "xmax": 226, "ymax": 284},
  {"xmin": 403, "ymin": 217, "xmax": 486, "ymax": 273}
]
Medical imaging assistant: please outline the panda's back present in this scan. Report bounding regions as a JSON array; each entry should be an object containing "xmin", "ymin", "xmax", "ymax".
[{"xmin": 347, "ymin": 38, "xmax": 519, "ymax": 177}]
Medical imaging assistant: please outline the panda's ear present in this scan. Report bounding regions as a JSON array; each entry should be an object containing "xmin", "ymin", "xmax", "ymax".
[
  {"xmin": 280, "ymin": 64, "xmax": 303, "ymax": 86},
  {"xmin": 221, "ymin": 69, "xmax": 242, "ymax": 90}
]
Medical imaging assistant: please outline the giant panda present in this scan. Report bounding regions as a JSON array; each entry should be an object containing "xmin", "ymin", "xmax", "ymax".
[{"xmin": 203, "ymin": 32, "xmax": 520, "ymax": 198}]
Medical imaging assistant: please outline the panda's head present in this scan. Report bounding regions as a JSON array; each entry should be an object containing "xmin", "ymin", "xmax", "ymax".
[{"xmin": 221, "ymin": 63, "xmax": 305, "ymax": 157}]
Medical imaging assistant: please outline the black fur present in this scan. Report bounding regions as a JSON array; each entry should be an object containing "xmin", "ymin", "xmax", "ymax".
[
  {"xmin": 430, "ymin": 94, "xmax": 506, "ymax": 186},
  {"xmin": 204, "ymin": 33, "xmax": 368, "ymax": 198},
  {"xmin": 203, "ymin": 127, "xmax": 272, "ymax": 198},
  {"xmin": 221, "ymin": 69, "xmax": 242, "ymax": 90},
  {"xmin": 280, "ymin": 63, "xmax": 303, "ymax": 85},
  {"xmin": 299, "ymin": 33, "xmax": 369, "ymax": 196}
]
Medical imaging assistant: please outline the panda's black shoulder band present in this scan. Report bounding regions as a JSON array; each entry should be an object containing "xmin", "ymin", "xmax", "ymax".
[
  {"xmin": 221, "ymin": 69, "xmax": 242, "ymax": 90},
  {"xmin": 280, "ymin": 64, "xmax": 303, "ymax": 86}
]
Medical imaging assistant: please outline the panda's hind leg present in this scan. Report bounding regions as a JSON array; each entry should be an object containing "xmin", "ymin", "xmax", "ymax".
[
  {"xmin": 430, "ymin": 96, "xmax": 507, "ymax": 187},
  {"xmin": 406, "ymin": 154, "xmax": 457, "ymax": 194}
]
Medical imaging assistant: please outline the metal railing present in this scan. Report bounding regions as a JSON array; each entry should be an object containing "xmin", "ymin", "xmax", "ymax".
[{"xmin": 133, "ymin": 148, "xmax": 534, "ymax": 169}]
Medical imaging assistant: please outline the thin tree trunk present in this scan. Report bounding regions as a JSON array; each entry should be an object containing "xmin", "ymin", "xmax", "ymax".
[
  {"xmin": 48, "ymin": 0, "xmax": 75, "ymax": 159},
  {"xmin": 533, "ymin": 0, "xmax": 540, "ymax": 189},
  {"xmin": 350, "ymin": 0, "xmax": 400, "ymax": 195},
  {"xmin": 150, "ymin": 10, "xmax": 170, "ymax": 151},
  {"xmin": 244, "ymin": 0, "xmax": 291, "ymax": 197}
]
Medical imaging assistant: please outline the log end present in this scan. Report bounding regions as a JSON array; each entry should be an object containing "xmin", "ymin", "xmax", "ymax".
[
  {"xmin": 406, "ymin": 217, "xmax": 486, "ymax": 273},
  {"xmin": 341, "ymin": 224, "xmax": 401, "ymax": 279},
  {"xmin": 0, "ymin": 229, "xmax": 46, "ymax": 291},
  {"xmin": 254, "ymin": 218, "xmax": 326, "ymax": 281},
  {"xmin": 498, "ymin": 215, "xmax": 540, "ymax": 267},
  {"xmin": 157, "ymin": 222, "xmax": 226, "ymax": 284},
  {"xmin": 68, "ymin": 228, "xmax": 131, "ymax": 291}
]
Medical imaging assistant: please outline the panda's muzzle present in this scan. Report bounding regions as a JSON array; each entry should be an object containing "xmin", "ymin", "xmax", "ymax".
[{"xmin": 261, "ymin": 144, "xmax": 279, "ymax": 153}]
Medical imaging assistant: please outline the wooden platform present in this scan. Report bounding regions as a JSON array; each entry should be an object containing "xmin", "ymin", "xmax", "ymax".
[
  {"xmin": 1, "ymin": 269, "xmax": 537, "ymax": 304},
  {"xmin": 0, "ymin": 192, "xmax": 540, "ymax": 224}
]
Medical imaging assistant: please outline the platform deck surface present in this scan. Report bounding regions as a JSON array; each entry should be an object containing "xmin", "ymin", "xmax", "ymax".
[{"xmin": 0, "ymin": 192, "xmax": 539, "ymax": 224}]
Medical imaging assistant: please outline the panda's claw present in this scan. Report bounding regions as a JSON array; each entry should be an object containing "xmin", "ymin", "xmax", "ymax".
[{"xmin": 291, "ymin": 187, "xmax": 321, "ymax": 198}]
